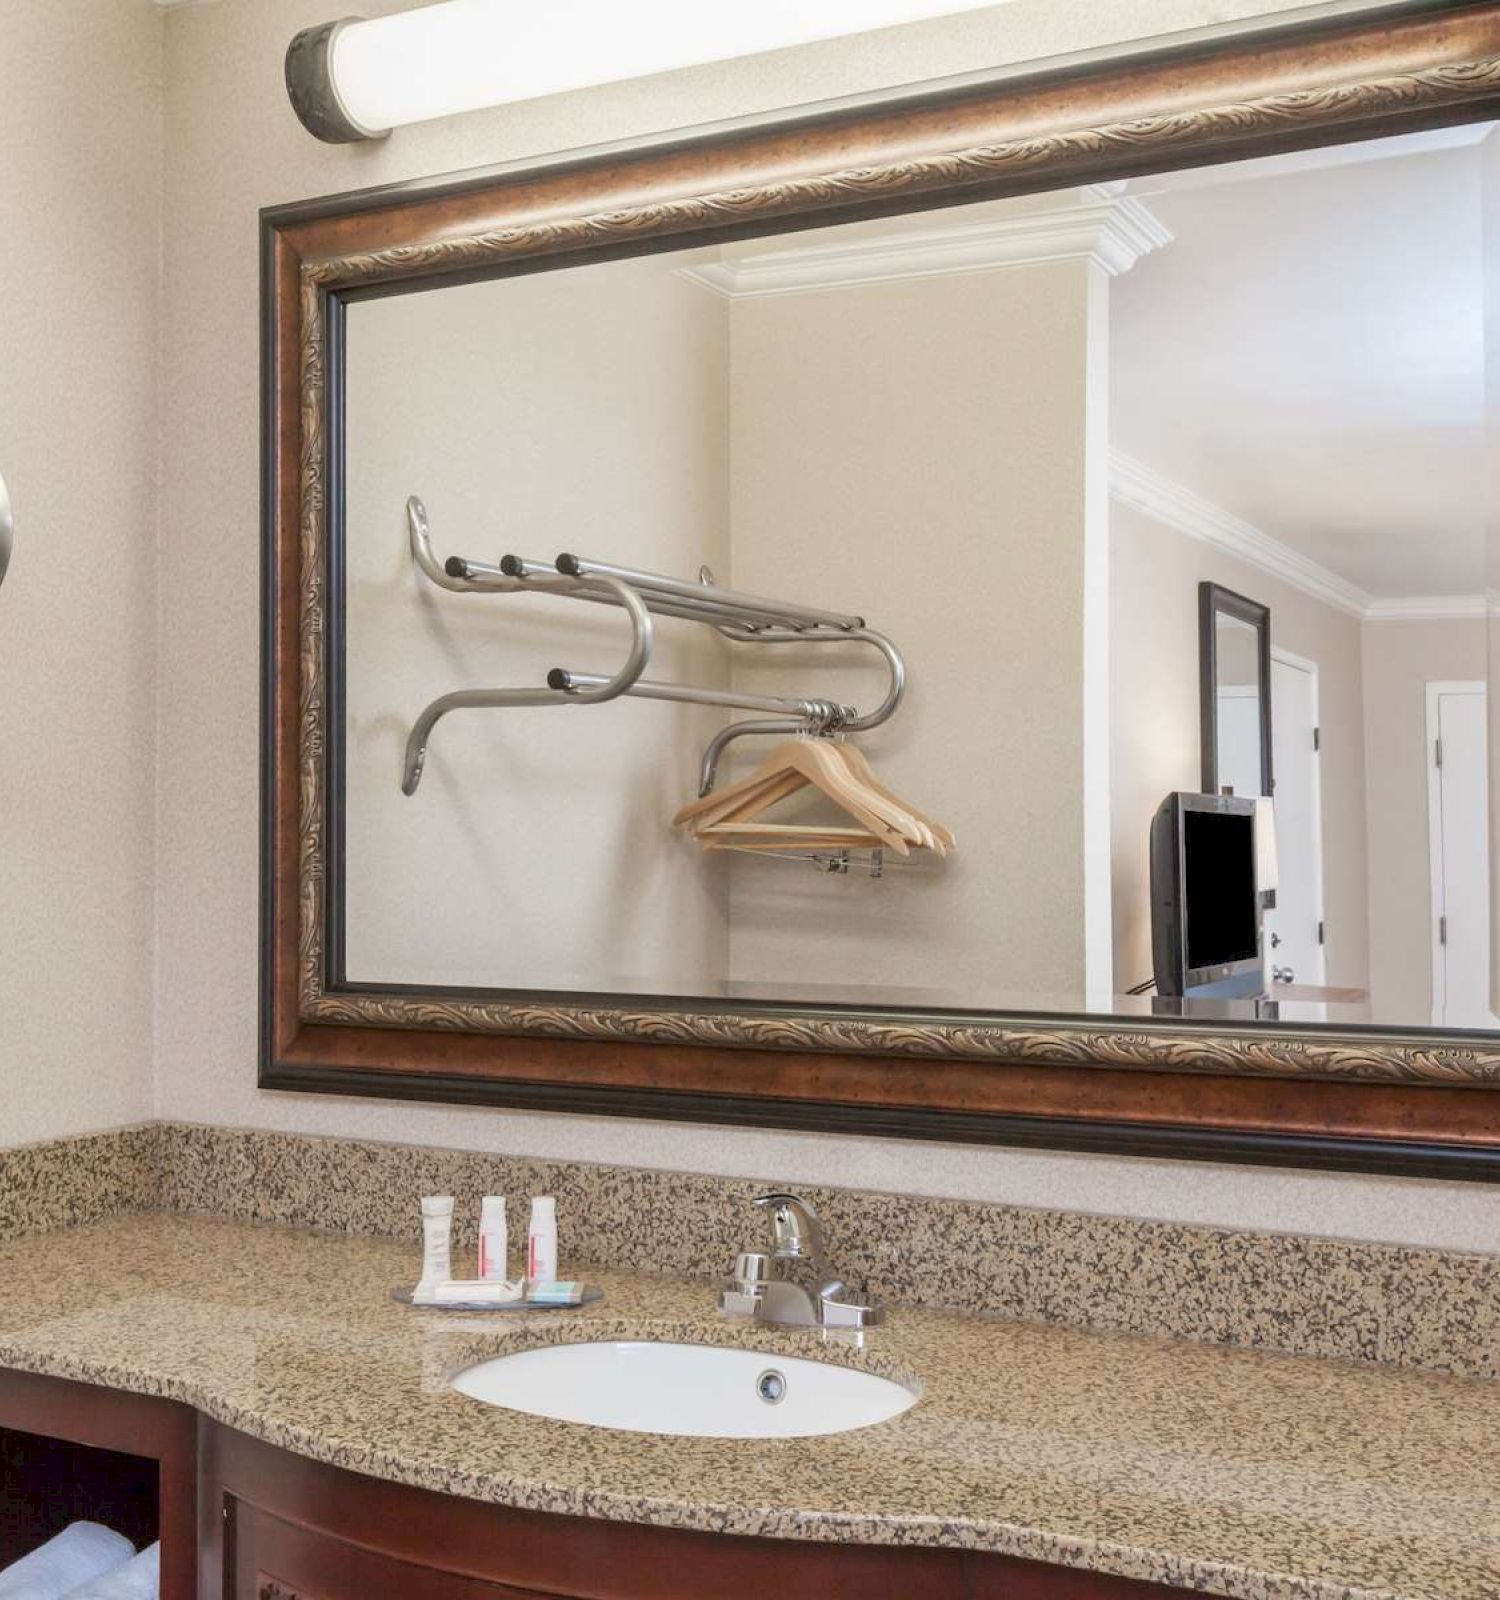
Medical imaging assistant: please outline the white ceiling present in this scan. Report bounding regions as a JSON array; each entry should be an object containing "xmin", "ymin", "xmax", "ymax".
[{"xmin": 1110, "ymin": 127, "xmax": 1490, "ymax": 599}]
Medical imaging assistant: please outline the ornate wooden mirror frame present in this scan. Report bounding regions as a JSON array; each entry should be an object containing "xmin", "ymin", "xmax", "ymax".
[{"xmin": 262, "ymin": 0, "xmax": 1500, "ymax": 1177}]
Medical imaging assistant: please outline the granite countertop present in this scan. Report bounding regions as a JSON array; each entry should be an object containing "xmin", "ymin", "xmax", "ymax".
[{"xmin": 0, "ymin": 1213, "xmax": 1496, "ymax": 1600}]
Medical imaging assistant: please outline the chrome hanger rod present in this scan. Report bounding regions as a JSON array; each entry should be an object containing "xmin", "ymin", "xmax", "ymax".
[
  {"xmin": 490, "ymin": 551, "xmax": 819, "ymax": 633},
  {"xmin": 554, "ymin": 551, "xmax": 863, "ymax": 633},
  {"xmin": 548, "ymin": 669, "xmax": 853, "ymax": 726},
  {"xmin": 400, "ymin": 495, "xmax": 904, "ymax": 796},
  {"xmin": 400, "ymin": 573, "xmax": 653, "ymax": 795}
]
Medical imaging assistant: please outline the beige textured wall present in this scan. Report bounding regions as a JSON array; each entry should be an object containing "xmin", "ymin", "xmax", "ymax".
[
  {"xmin": 152, "ymin": 0, "xmax": 1500, "ymax": 1251},
  {"xmin": 341, "ymin": 261, "xmax": 730, "ymax": 992},
  {"xmin": 1363, "ymin": 618, "xmax": 1487, "ymax": 1023},
  {"xmin": 0, "ymin": 0, "xmax": 161, "ymax": 1146},
  {"xmin": 1110, "ymin": 503, "xmax": 1370, "ymax": 996},
  {"xmin": 723, "ymin": 258, "xmax": 1103, "ymax": 1006}
]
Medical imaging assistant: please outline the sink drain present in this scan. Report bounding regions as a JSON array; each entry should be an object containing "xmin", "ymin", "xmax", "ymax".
[{"xmin": 755, "ymin": 1368, "xmax": 787, "ymax": 1405}]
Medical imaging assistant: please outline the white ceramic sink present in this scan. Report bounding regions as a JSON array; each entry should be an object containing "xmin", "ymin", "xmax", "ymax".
[{"xmin": 451, "ymin": 1340, "xmax": 918, "ymax": 1439}]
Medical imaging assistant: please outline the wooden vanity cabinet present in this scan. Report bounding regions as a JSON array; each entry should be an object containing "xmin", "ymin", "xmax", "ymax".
[
  {"xmin": 0, "ymin": 1367, "xmax": 197, "ymax": 1598},
  {"xmin": 201, "ymin": 1424, "xmax": 1184, "ymax": 1600},
  {"xmin": 0, "ymin": 1366, "xmax": 1193, "ymax": 1597}
]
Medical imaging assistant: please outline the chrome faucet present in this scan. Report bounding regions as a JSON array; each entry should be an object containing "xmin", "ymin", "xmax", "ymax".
[{"xmin": 719, "ymin": 1191, "xmax": 884, "ymax": 1329}]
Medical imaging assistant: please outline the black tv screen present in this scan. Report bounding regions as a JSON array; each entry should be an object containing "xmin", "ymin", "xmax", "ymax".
[{"xmin": 1183, "ymin": 809, "xmax": 1258, "ymax": 970}]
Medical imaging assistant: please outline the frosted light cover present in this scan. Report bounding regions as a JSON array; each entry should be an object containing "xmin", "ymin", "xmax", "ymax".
[{"xmin": 329, "ymin": 0, "xmax": 1013, "ymax": 133}]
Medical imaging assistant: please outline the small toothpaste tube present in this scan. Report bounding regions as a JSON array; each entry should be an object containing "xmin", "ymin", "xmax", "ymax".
[
  {"xmin": 478, "ymin": 1195, "xmax": 508, "ymax": 1281},
  {"xmin": 417, "ymin": 1196, "xmax": 454, "ymax": 1297}
]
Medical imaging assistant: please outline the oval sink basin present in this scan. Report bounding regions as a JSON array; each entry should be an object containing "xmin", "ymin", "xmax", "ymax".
[{"xmin": 452, "ymin": 1340, "xmax": 917, "ymax": 1439}]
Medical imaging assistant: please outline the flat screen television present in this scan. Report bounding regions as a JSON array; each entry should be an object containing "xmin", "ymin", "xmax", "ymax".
[{"xmin": 1150, "ymin": 792, "xmax": 1262, "ymax": 998}]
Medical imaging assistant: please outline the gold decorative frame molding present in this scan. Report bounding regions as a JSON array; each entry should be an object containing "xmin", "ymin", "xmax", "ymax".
[{"xmin": 264, "ymin": 0, "xmax": 1500, "ymax": 1173}]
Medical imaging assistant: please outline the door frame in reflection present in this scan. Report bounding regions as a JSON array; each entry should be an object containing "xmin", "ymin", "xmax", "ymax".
[
  {"xmin": 1426, "ymin": 680, "xmax": 1494, "ymax": 1028},
  {"xmin": 1268, "ymin": 648, "xmax": 1326, "ymax": 1002}
]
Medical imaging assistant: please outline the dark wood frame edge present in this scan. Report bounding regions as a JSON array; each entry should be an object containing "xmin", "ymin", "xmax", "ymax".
[
  {"xmin": 257, "ymin": 1060, "xmax": 1500, "ymax": 1179},
  {"xmin": 260, "ymin": 0, "xmax": 1500, "ymax": 1176}
]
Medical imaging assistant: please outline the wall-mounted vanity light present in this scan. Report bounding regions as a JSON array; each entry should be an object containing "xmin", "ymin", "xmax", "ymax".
[
  {"xmin": 286, "ymin": 0, "xmax": 1011, "ymax": 143},
  {"xmin": 0, "ymin": 471, "xmax": 13, "ymax": 596}
]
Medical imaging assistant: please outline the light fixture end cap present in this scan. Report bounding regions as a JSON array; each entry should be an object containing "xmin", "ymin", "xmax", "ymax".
[{"xmin": 285, "ymin": 17, "xmax": 389, "ymax": 144}]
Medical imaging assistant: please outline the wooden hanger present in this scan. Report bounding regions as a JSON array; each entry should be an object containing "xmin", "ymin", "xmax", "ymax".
[
  {"xmin": 697, "ymin": 822, "xmax": 893, "ymax": 851},
  {"xmin": 674, "ymin": 739, "xmax": 909, "ymax": 855},
  {"xmin": 829, "ymin": 743, "xmax": 956, "ymax": 853},
  {"xmin": 674, "ymin": 741, "xmax": 915, "ymax": 840},
  {"xmin": 673, "ymin": 738, "xmax": 952, "ymax": 859}
]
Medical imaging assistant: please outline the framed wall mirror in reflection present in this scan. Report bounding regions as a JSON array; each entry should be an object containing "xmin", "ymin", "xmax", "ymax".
[
  {"xmin": 262, "ymin": 0, "xmax": 1500, "ymax": 1176},
  {"xmin": 1199, "ymin": 583, "xmax": 1273, "ymax": 803}
]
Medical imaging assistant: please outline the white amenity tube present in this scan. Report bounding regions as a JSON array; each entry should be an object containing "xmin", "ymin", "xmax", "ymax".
[{"xmin": 313, "ymin": 0, "xmax": 1012, "ymax": 136}]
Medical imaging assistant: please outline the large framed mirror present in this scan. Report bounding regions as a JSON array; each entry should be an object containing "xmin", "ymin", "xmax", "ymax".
[{"xmin": 263, "ymin": 0, "xmax": 1500, "ymax": 1176}]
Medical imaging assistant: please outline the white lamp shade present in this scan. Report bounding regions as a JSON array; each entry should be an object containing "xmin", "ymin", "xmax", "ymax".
[
  {"xmin": 1254, "ymin": 795, "xmax": 1279, "ymax": 895},
  {"xmin": 310, "ymin": 0, "xmax": 1018, "ymax": 138}
]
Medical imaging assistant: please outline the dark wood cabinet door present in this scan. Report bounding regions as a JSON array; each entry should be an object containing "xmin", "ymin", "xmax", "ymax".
[
  {"xmin": 236, "ymin": 1503, "xmax": 561, "ymax": 1600},
  {"xmin": 204, "ymin": 1421, "xmax": 1185, "ymax": 1600}
]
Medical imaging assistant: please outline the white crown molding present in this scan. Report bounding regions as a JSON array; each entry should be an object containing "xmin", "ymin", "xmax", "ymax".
[
  {"xmin": 679, "ymin": 191, "xmax": 1171, "ymax": 299},
  {"xmin": 1108, "ymin": 450, "xmax": 1372, "ymax": 618},
  {"xmin": 1108, "ymin": 451, "xmax": 1491, "ymax": 624},
  {"xmin": 1364, "ymin": 594, "xmax": 1488, "ymax": 622}
]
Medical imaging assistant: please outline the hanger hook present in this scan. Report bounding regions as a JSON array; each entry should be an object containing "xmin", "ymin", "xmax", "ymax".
[{"xmin": 696, "ymin": 629, "xmax": 904, "ymax": 795}]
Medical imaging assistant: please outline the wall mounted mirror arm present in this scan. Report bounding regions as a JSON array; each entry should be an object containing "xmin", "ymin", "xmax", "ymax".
[{"xmin": 0, "ymin": 471, "xmax": 12, "ymax": 594}]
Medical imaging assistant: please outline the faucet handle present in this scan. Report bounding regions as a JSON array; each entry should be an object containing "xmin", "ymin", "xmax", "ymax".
[
  {"xmin": 732, "ymin": 1251, "xmax": 770, "ymax": 1288},
  {"xmin": 719, "ymin": 1251, "xmax": 770, "ymax": 1319},
  {"xmin": 818, "ymin": 1278, "xmax": 886, "ymax": 1329},
  {"xmin": 753, "ymin": 1192, "xmax": 825, "ymax": 1265}
]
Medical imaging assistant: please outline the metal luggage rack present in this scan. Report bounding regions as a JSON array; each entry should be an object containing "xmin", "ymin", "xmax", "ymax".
[{"xmin": 399, "ymin": 496, "xmax": 906, "ymax": 804}]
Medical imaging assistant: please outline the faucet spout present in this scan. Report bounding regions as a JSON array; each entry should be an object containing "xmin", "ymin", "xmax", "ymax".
[
  {"xmin": 753, "ymin": 1192, "xmax": 825, "ymax": 1270},
  {"xmin": 721, "ymin": 1192, "xmax": 883, "ymax": 1330}
]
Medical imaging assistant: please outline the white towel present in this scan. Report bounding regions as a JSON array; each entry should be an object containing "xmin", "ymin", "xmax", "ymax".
[
  {"xmin": 0, "ymin": 1524, "xmax": 134, "ymax": 1600},
  {"xmin": 57, "ymin": 1543, "xmax": 158, "ymax": 1600}
]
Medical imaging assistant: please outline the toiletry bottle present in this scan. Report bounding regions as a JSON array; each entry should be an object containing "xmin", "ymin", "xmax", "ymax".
[
  {"xmin": 527, "ymin": 1196, "xmax": 558, "ymax": 1286},
  {"xmin": 478, "ymin": 1195, "xmax": 508, "ymax": 1281},
  {"xmin": 418, "ymin": 1196, "xmax": 454, "ymax": 1295}
]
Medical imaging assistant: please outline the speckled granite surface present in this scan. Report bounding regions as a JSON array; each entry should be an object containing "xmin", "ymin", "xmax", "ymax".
[
  {"xmin": 156, "ymin": 1123, "xmax": 1500, "ymax": 1379},
  {"xmin": 0, "ymin": 1211, "xmax": 1497, "ymax": 1600},
  {"xmin": 0, "ymin": 1127, "xmax": 158, "ymax": 1241},
  {"xmin": 7, "ymin": 1120, "xmax": 1500, "ymax": 1380}
]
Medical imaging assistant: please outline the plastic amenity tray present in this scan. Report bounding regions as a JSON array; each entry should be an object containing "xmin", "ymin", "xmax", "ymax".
[{"xmin": 391, "ymin": 1285, "xmax": 604, "ymax": 1313}]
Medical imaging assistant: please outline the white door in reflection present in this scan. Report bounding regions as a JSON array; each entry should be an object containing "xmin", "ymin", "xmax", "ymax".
[
  {"xmin": 1428, "ymin": 682, "xmax": 1495, "ymax": 1027},
  {"xmin": 1215, "ymin": 686, "xmax": 1262, "ymax": 799},
  {"xmin": 1267, "ymin": 652, "xmax": 1325, "ymax": 990}
]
